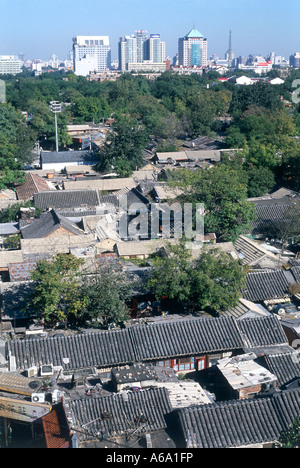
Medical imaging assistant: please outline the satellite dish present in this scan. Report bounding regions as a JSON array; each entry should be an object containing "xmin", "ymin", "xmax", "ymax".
[{"xmin": 28, "ymin": 380, "xmax": 41, "ymax": 390}]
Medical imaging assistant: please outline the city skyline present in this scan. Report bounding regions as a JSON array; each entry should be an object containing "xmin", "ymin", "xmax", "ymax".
[{"xmin": 0, "ymin": 0, "xmax": 299, "ymax": 62}]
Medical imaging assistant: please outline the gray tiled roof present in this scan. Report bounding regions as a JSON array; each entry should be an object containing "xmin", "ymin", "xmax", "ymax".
[
  {"xmin": 119, "ymin": 187, "xmax": 150, "ymax": 208},
  {"xmin": 68, "ymin": 387, "xmax": 172, "ymax": 440},
  {"xmin": 250, "ymin": 199, "xmax": 298, "ymax": 234},
  {"xmin": 0, "ymin": 223, "xmax": 19, "ymax": 236},
  {"xmin": 34, "ymin": 190, "xmax": 100, "ymax": 210},
  {"xmin": 177, "ymin": 388, "xmax": 300, "ymax": 448},
  {"xmin": 6, "ymin": 316, "xmax": 243, "ymax": 371},
  {"xmin": 234, "ymin": 236, "xmax": 273, "ymax": 266},
  {"xmin": 291, "ymin": 266, "xmax": 300, "ymax": 284},
  {"xmin": 236, "ymin": 315, "xmax": 288, "ymax": 350},
  {"xmin": 7, "ymin": 328, "xmax": 134, "ymax": 370},
  {"xmin": 129, "ymin": 317, "xmax": 243, "ymax": 362},
  {"xmin": 99, "ymin": 188, "xmax": 150, "ymax": 210},
  {"xmin": 40, "ymin": 150, "xmax": 97, "ymax": 165},
  {"xmin": 243, "ymin": 270, "xmax": 292, "ymax": 302},
  {"xmin": 262, "ymin": 353, "xmax": 300, "ymax": 388},
  {"xmin": 20, "ymin": 210, "xmax": 83, "ymax": 239},
  {"xmin": 222, "ymin": 299, "xmax": 268, "ymax": 320},
  {"xmin": 6, "ymin": 316, "xmax": 290, "ymax": 372}
]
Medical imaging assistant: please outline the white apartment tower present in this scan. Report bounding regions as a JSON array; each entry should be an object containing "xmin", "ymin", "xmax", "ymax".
[
  {"xmin": 146, "ymin": 34, "xmax": 166, "ymax": 63},
  {"xmin": 119, "ymin": 31, "xmax": 166, "ymax": 71},
  {"xmin": 0, "ymin": 56, "xmax": 22, "ymax": 75},
  {"xmin": 119, "ymin": 35, "xmax": 138, "ymax": 71},
  {"xmin": 73, "ymin": 36, "xmax": 111, "ymax": 76},
  {"xmin": 178, "ymin": 28, "xmax": 208, "ymax": 67}
]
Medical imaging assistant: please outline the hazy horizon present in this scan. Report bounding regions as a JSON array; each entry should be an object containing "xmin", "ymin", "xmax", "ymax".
[{"xmin": 0, "ymin": 0, "xmax": 298, "ymax": 62}]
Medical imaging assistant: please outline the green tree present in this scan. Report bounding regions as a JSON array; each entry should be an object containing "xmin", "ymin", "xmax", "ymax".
[
  {"xmin": 277, "ymin": 416, "xmax": 300, "ymax": 448},
  {"xmin": 245, "ymin": 140, "xmax": 280, "ymax": 170},
  {"xmin": 281, "ymin": 150, "xmax": 300, "ymax": 191},
  {"xmin": 95, "ymin": 115, "xmax": 148, "ymax": 176},
  {"xmin": 225, "ymin": 126, "xmax": 247, "ymax": 148},
  {"xmin": 169, "ymin": 165, "xmax": 256, "ymax": 241},
  {"xmin": 0, "ymin": 136, "xmax": 25, "ymax": 189},
  {"xmin": 27, "ymin": 253, "xmax": 85, "ymax": 328},
  {"xmin": 72, "ymin": 96, "xmax": 111, "ymax": 123},
  {"xmin": 0, "ymin": 201, "xmax": 41, "ymax": 223},
  {"xmin": 229, "ymin": 82, "xmax": 282, "ymax": 116},
  {"xmin": 246, "ymin": 166, "xmax": 276, "ymax": 197},
  {"xmin": 190, "ymin": 247, "xmax": 247, "ymax": 312},
  {"xmin": 0, "ymin": 104, "xmax": 36, "ymax": 162},
  {"xmin": 148, "ymin": 242, "xmax": 193, "ymax": 304},
  {"xmin": 82, "ymin": 268, "xmax": 131, "ymax": 327},
  {"xmin": 148, "ymin": 242, "xmax": 246, "ymax": 314},
  {"xmin": 261, "ymin": 201, "xmax": 300, "ymax": 251},
  {"xmin": 3, "ymin": 234, "xmax": 21, "ymax": 250}
]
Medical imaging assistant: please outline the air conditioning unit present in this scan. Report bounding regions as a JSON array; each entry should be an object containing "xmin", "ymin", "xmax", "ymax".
[
  {"xmin": 26, "ymin": 367, "xmax": 38, "ymax": 378},
  {"xmin": 31, "ymin": 393, "xmax": 45, "ymax": 404}
]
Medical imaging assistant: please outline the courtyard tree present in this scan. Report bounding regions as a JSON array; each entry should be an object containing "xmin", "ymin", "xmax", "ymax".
[
  {"xmin": 148, "ymin": 242, "xmax": 247, "ymax": 314},
  {"xmin": 169, "ymin": 164, "xmax": 256, "ymax": 242},
  {"xmin": 81, "ymin": 267, "xmax": 132, "ymax": 327},
  {"xmin": 27, "ymin": 253, "xmax": 85, "ymax": 328}
]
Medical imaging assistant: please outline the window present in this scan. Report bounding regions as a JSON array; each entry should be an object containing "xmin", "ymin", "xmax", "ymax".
[
  {"xmin": 156, "ymin": 360, "xmax": 171, "ymax": 367},
  {"xmin": 173, "ymin": 357, "xmax": 195, "ymax": 371},
  {"xmin": 197, "ymin": 359, "xmax": 205, "ymax": 371}
]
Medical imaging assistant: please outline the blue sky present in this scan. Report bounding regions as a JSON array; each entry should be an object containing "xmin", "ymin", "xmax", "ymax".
[{"xmin": 0, "ymin": 0, "xmax": 299, "ymax": 61}]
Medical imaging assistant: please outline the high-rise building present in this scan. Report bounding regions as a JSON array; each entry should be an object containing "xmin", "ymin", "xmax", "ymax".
[
  {"xmin": 119, "ymin": 31, "xmax": 166, "ymax": 71},
  {"xmin": 73, "ymin": 36, "xmax": 111, "ymax": 76},
  {"xmin": 144, "ymin": 34, "xmax": 166, "ymax": 63},
  {"xmin": 0, "ymin": 56, "xmax": 22, "ymax": 75},
  {"xmin": 135, "ymin": 30, "xmax": 149, "ymax": 63},
  {"xmin": 119, "ymin": 35, "xmax": 138, "ymax": 71},
  {"xmin": 178, "ymin": 28, "xmax": 208, "ymax": 67},
  {"xmin": 290, "ymin": 53, "xmax": 300, "ymax": 68}
]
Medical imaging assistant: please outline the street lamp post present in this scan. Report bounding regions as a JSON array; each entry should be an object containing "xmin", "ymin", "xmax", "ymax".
[{"xmin": 50, "ymin": 101, "xmax": 62, "ymax": 152}]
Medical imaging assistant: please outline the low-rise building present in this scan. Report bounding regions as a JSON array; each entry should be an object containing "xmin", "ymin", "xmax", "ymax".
[
  {"xmin": 40, "ymin": 150, "xmax": 98, "ymax": 172},
  {"xmin": 216, "ymin": 353, "xmax": 278, "ymax": 400}
]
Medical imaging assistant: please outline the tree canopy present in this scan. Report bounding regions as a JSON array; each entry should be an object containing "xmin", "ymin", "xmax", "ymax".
[
  {"xmin": 1, "ymin": 68, "xmax": 299, "ymax": 192},
  {"xmin": 277, "ymin": 415, "xmax": 300, "ymax": 448},
  {"xmin": 27, "ymin": 253, "xmax": 85, "ymax": 328},
  {"xmin": 82, "ymin": 267, "xmax": 132, "ymax": 327},
  {"xmin": 95, "ymin": 114, "xmax": 148, "ymax": 177},
  {"xmin": 169, "ymin": 164, "xmax": 256, "ymax": 241},
  {"xmin": 148, "ymin": 242, "xmax": 247, "ymax": 314}
]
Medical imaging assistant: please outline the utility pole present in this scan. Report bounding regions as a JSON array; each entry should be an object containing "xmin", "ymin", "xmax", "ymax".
[{"xmin": 50, "ymin": 101, "xmax": 62, "ymax": 152}]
